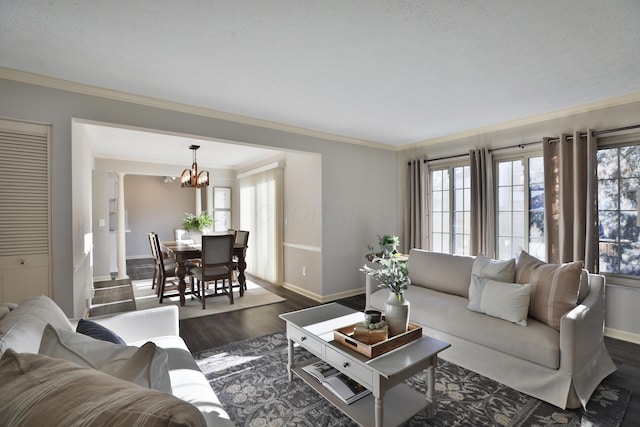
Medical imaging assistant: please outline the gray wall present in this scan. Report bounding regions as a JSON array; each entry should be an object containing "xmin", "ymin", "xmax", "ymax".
[{"xmin": 0, "ymin": 77, "xmax": 398, "ymax": 316}]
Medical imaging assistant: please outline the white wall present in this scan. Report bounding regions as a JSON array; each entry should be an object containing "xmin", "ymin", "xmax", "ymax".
[{"xmin": 0, "ymin": 77, "xmax": 398, "ymax": 316}]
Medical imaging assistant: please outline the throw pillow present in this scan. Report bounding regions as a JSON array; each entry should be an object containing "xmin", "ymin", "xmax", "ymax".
[
  {"xmin": 467, "ymin": 274, "xmax": 532, "ymax": 326},
  {"xmin": 578, "ymin": 268, "xmax": 590, "ymax": 304},
  {"xmin": 0, "ymin": 306, "xmax": 9, "ymax": 322},
  {"xmin": 38, "ymin": 324, "xmax": 172, "ymax": 393},
  {"xmin": 469, "ymin": 255, "xmax": 517, "ymax": 305},
  {"xmin": 515, "ymin": 251, "xmax": 583, "ymax": 330},
  {"xmin": 0, "ymin": 349, "xmax": 206, "ymax": 427},
  {"xmin": 471, "ymin": 254, "xmax": 516, "ymax": 283},
  {"xmin": 76, "ymin": 318, "xmax": 126, "ymax": 345}
]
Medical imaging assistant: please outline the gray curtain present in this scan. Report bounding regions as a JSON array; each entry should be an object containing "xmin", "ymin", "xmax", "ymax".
[
  {"xmin": 543, "ymin": 130, "xmax": 599, "ymax": 271},
  {"xmin": 470, "ymin": 148, "xmax": 495, "ymax": 257},
  {"xmin": 405, "ymin": 159, "xmax": 428, "ymax": 252}
]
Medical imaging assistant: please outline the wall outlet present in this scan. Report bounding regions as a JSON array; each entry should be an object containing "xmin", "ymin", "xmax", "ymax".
[{"xmin": 302, "ymin": 266, "xmax": 307, "ymax": 276}]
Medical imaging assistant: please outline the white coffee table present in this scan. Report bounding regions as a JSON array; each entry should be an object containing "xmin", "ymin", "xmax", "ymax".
[{"xmin": 280, "ymin": 303, "xmax": 450, "ymax": 427}]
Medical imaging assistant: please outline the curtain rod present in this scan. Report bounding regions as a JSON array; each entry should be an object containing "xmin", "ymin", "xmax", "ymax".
[{"xmin": 412, "ymin": 123, "xmax": 640, "ymax": 164}]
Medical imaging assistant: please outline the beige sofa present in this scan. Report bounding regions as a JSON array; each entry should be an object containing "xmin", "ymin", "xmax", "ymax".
[
  {"xmin": 0, "ymin": 295, "xmax": 233, "ymax": 426},
  {"xmin": 366, "ymin": 249, "xmax": 617, "ymax": 410}
]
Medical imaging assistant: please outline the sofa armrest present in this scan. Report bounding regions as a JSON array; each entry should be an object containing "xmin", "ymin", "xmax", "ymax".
[
  {"xmin": 73, "ymin": 306, "xmax": 179, "ymax": 344},
  {"xmin": 560, "ymin": 274, "xmax": 616, "ymax": 407},
  {"xmin": 560, "ymin": 275, "xmax": 606, "ymax": 369}
]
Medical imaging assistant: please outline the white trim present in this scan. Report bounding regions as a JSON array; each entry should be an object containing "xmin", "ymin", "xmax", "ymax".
[
  {"xmin": 236, "ymin": 161, "xmax": 284, "ymax": 179},
  {"xmin": 92, "ymin": 275, "xmax": 113, "ymax": 282},
  {"xmin": 605, "ymin": 327, "xmax": 640, "ymax": 345},
  {"xmin": 319, "ymin": 287, "xmax": 366, "ymax": 303},
  {"xmin": 403, "ymin": 92, "xmax": 640, "ymax": 150},
  {"xmin": 0, "ymin": 67, "xmax": 390, "ymax": 150},
  {"xmin": 283, "ymin": 281, "xmax": 364, "ymax": 303},
  {"xmin": 282, "ymin": 281, "xmax": 322, "ymax": 302},
  {"xmin": 283, "ymin": 242, "xmax": 322, "ymax": 252}
]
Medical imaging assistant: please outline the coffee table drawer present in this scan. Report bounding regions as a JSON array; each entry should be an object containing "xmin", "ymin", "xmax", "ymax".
[
  {"xmin": 288, "ymin": 325, "xmax": 324, "ymax": 355},
  {"xmin": 325, "ymin": 346, "xmax": 372, "ymax": 388}
]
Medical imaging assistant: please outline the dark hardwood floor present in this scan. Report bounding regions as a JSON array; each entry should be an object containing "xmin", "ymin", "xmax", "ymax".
[{"xmin": 93, "ymin": 261, "xmax": 639, "ymax": 426}]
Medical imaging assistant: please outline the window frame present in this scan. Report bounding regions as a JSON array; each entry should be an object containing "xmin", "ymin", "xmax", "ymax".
[
  {"xmin": 428, "ymin": 159, "xmax": 471, "ymax": 255},
  {"xmin": 492, "ymin": 146, "xmax": 544, "ymax": 261},
  {"xmin": 596, "ymin": 132, "xmax": 640, "ymax": 287}
]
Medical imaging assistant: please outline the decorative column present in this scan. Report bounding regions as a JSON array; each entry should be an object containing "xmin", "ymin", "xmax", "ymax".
[
  {"xmin": 115, "ymin": 172, "xmax": 128, "ymax": 280},
  {"xmin": 195, "ymin": 188, "xmax": 202, "ymax": 215}
]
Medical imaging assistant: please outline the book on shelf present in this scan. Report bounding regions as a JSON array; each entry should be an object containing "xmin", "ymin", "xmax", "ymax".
[{"xmin": 302, "ymin": 360, "xmax": 371, "ymax": 405}]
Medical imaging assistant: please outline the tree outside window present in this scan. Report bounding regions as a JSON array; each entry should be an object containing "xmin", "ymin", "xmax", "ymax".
[{"xmin": 598, "ymin": 145, "xmax": 640, "ymax": 276}]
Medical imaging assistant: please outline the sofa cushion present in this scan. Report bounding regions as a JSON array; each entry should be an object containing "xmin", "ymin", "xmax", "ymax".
[
  {"xmin": 515, "ymin": 251, "xmax": 582, "ymax": 331},
  {"xmin": 0, "ymin": 306, "xmax": 9, "ymax": 321},
  {"xmin": 467, "ymin": 274, "xmax": 531, "ymax": 326},
  {"xmin": 0, "ymin": 295, "xmax": 74, "ymax": 355},
  {"xmin": 407, "ymin": 249, "xmax": 475, "ymax": 297},
  {"xmin": 131, "ymin": 335, "xmax": 235, "ymax": 426},
  {"xmin": 370, "ymin": 286, "xmax": 561, "ymax": 369},
  {"xmin": 76, "ymin": 318, "xmax": 126, "ymax": 344},
  {"xmin": 39, "ymin": 324, "xmax": 172, "ymax": 393},
  {"xmin": 578, "ymin": 268, "xmax": 590, "ymax": 304},
  {"xmin": 471, "ymin": 254, "xmax": 516, "ymax": 282},
  {"xmin": 0, "ymin": 349, "xmax": 206, "ymax": 427}
]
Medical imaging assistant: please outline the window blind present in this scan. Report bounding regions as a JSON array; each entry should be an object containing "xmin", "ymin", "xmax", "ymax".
[{"xmin": 0, "ymin": 120, "xmax": 50, "ymax": 256}]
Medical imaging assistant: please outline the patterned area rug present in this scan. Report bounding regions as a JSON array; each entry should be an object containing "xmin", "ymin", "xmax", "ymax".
[{"xmin": 194, "ymin": 332, "xmax": 630, "ymax": 426}]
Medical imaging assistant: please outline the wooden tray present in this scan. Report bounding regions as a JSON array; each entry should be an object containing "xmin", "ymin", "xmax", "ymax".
[{"xmin": 333, "ymin": 323, "xmax": 422, "ymax": 358}]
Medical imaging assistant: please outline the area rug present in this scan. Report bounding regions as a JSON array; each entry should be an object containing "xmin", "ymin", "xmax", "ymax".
[
  {"xmin": 132, "ymin": 278, "xmax": 285, "ymax": 320},
  {"xmin": 194, "ymin": 332, "xmax": 630, "ymax": 427}
]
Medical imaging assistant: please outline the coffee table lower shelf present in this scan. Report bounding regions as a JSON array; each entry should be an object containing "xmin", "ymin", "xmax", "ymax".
[{"xmin": 293, "ymin": 358, "xmax": 428, "ymax": 427}]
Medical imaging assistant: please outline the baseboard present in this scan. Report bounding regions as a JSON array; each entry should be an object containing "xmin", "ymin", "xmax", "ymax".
[
  {"xmin": 605, "ymin": 327, "xmax": 640, "ymax": 345},
  {"xmin": 282, "ymin": 282, "xmax": 322, "ymax": 302},
  {"xmin": 93, "ymin": 275, "xmax": 113, "ymax": 282},
  {"xmin": 282, "ymin": 282, "xmax": 365, "ymax": 304},
  {"xmin": 320, "ymin": 287, "xmax": 365, "ymax": 303}
]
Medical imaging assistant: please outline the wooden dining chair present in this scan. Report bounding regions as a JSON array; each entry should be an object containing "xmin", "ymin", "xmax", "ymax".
[
  {"xmin": 190, "ymin": 234, "xmax": 235, "ymax": 308},
  {"xmin": 232, "ymin": 230, "xmax": 249, "ymax": 291},
  {"xmin": 150, "ymin": 232, "xmax": 192, "ymax": 303},
  {"xmin": 147, "ymin": 232, "xmax": 160, "ymax": 291}
]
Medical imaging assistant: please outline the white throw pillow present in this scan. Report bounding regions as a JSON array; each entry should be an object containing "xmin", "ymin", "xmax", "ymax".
[
  {"xmin": 471, "ymin": 254, "xmax": 516, "ymax": 283},
  {"xmin": 38, "ymin": 324, "xmax": 172, "ymax": 393},
  {"xmin": 467, "ymin": 274, "xmax": 532, "ymax": 326}
]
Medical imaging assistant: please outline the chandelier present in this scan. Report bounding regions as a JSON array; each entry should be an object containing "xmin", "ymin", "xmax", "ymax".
[{"xmin": 180, "ymin": 145, "xmax": 209, "ymax": 188}]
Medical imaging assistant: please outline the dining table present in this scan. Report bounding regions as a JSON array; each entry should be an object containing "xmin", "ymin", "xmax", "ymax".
[{"xmin": 161, "ymin": 240, "xmax": 247, "ymax": 306}]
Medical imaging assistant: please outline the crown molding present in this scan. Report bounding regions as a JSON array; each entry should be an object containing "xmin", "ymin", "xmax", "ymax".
[
  {"xmin": 0, "ymin": 66, "xmax": 395, "ymax": 151},
  {"xmin": 4, "ymin": 67, "xmax": 639, "ymax": 154},
  {"xmin": 402, "ymin": 91, "xmax": 640, "ymax": 151}
]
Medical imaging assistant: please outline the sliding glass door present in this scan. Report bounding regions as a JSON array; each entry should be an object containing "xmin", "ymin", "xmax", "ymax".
[{"xmin": 239, "ymin": 166, "xmax": 283, "ymax": 284}]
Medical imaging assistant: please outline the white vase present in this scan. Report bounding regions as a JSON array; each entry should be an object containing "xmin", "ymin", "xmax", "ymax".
[
  {"xmin": 384, "ymin": 292, "xmax": 410, "ymax": 337},
  {"xmin": 188, "ymin": 229, "xmax": 208, "ymax": 245}
]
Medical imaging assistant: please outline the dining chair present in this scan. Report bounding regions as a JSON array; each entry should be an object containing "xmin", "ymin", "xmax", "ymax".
[
  {"xmin": 232, "ymin": 230, "xmax": 249, "ymax": 291},
  {"xmin": 190, "ymin": 234, "xmax": 235, "ymax": 308},
  {"xmin": 147, "ymin": 232, "xmax": 160, "ymax": 290},
  {"xmin": 151, "ymin": 232, "xmax": 192, "ymax": 303}
]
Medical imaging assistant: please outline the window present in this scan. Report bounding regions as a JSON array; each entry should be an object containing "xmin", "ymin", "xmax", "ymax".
[
  {"xmin": 597, "ymin": 144, "xmax": 640, "ymax": 277},
  {"xmin": 430, "ymin": 165, "xmax": 470, "ymax": 255},
  {"xmin": 212, "ymin": 187, "xmax": 231, "ymax": 232},
  {"xmin": 496, "ymin": 155, "xmax": 544, "ymax": 260}
]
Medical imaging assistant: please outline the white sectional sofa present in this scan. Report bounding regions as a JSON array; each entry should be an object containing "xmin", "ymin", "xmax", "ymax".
[
  {"xmin": 0, "ymin": 295, "xmax": 233, "ymax": 426},
  {"xmin": 366, "ymin": 249, "xmax": 617, "ymax": 410}
]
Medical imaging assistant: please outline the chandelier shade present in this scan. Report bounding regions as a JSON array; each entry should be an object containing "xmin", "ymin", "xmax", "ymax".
[{"xmin": 181, "ymin": 145, "xmax": 209, "ymax": 188}]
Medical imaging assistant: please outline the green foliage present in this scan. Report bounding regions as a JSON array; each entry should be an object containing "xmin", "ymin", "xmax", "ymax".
[
  {"xmin": 360, "ymin": 234, "xmax": 410, "ymax": 299},
  {"xmin": 182, "ymin": 211, "xmax": 214, "ymax": 231}
]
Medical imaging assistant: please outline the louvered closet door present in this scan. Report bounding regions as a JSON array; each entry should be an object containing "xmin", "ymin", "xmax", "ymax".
[{"xmin": 0, "ymin": 118, "xmax": 51, "ymax": 302}]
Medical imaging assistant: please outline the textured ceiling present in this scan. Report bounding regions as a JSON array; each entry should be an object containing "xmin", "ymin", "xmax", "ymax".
[{"xmin": 2, "ymin": 0, "xmax": 640, "ymax": 148}]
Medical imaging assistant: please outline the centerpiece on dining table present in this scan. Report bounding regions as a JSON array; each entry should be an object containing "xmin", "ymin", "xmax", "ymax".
[{"xmin": 182, "ymin": 211, "xmax": 213, "ymax": 245}]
